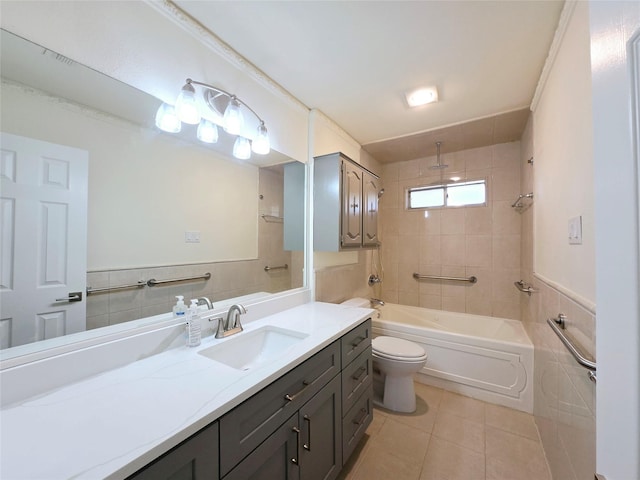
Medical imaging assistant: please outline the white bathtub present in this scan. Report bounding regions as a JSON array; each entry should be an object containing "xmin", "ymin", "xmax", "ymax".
[{"xmin": 372, "ymin": 303, "xmax": 533, "ymax": 413}]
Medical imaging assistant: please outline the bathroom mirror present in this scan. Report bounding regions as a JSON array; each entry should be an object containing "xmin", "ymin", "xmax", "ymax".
[{"xmin": 0, "ymin": 29, "xmax": 306, "ymax": 354}]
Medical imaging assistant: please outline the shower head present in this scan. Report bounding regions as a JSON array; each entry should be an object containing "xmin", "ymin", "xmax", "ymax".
[
  {"xmin": 378, "ymin": 188, "xmax": 385, "ymax": 198},
  {"xmin": 429, "ymin": 141, "xmax": 448, "ymax": 170}
]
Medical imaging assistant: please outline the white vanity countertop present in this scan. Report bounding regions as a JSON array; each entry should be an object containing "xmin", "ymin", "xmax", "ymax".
[{"xmin": 0, "ymin": 302, "xmax": 373, "ymax": 479}]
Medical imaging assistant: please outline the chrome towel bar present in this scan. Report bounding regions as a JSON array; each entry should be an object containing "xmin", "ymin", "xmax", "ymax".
[
  {"xmin": 547, "ymin": 315, "xmax": 596, "ymax": 373},
  {"xmin": 147, "ymin": 272, "xmax": 211, "ymax": 287},
  {"xmin": 86, "ymin": 281, "xmax": 146, "ymax": 295},
  {"xmin": 413, "ymin": 273, "xmax": 477, "ymax": 284},
  {"xmin": 264, "ymin": 264, "xmax": 288, "ymax": 272}
]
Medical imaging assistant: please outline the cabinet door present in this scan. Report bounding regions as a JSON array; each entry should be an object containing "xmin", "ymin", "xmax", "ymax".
[
  {"xmin": 224, "ymin": 414, "xmax": 300, "ymax": 480},
  {"xmin": 341, "ymin": 161, "xmax": 362, "ymax": 247},
  {"xmin": 219, "ymin": 341, "xmax": 340, "ymax": 476},
  {"xmin": 128, "ymin": 422, "xmax": 218, "ymax": 480},
  {"xmin": 299, "ymin": 375, "xmax": 342, "ymax": 480},
  {"xmin": 362, "ymin": 172, "xmax": 379, "ymax": 246}
]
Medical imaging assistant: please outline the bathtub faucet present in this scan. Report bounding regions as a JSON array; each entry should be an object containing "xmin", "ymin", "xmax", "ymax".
[{"xmin": 370, "ymin": 298, "xmax": 385, "ymax": 307}]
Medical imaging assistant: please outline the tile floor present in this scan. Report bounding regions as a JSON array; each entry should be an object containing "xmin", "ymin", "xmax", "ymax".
[{"xmin": 339, "ymin": 383, "xmax": 551, "ymax": 480}]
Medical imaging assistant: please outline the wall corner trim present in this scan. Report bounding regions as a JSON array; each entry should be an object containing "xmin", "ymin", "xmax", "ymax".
[
  {"xmin": 533, "ymin": 272, "xmax": 597, "ymax": 314},
  {"xmin": 144, "ymin": 0, "xmax": 309, "ymax": 115},
  {"xmin": 310, "ymin": 109, "xmax": 361, "ymax": 152},
  {"xmin": 530, "ymin": 0, "xmax": 579, "ymax": 112}
]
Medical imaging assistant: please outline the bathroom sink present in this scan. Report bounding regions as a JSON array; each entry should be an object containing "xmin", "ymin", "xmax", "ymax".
[{"xmin": 198, "ymin": 326, "xmax": 309, "ymax": 371}]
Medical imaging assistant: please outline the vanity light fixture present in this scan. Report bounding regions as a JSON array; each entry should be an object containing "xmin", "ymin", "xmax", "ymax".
[
  {"xmin": 154, "ymin": 103, "xmax": 181, "ymax": 133},
  {"xmin": 405, "ymin": 86, "xmax": 439, "ymax": 107},
  {"xmin": 232, "ymin": 136, "xmax": 251, "ymax": 160},
  {"xmin": 155, "ymin": 78, "xmax": 271, "ymax": 160}
]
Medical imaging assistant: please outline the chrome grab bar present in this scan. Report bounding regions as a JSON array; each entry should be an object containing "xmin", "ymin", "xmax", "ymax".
[
  {"xmin": 413, "ymin": 273, "xmax": 477, "ymax": 284},
  {"xmin": 514, "ymin": 280, "xmax": 538, "ymax": 296},
  {"xmin": 264, "ymin": 264, "xmax": 288, "ymax": 272},
  {"xmin": 511, "ymin": 192, "xmax": 534, "ymax": 208},
  {"xmin": 260, "ymin": 214, "xmax": 284, "ymax": 223},
  {"xmin": 147, "ymin": 272, "xmax": 211, "ymax": 287},
  {"xmin": 86, "ymin": 281, "xmax": 146, "ymax": 295},
  {"xmin": 547, "ymin": 315, "xmax": 596, "ymax": 372}
]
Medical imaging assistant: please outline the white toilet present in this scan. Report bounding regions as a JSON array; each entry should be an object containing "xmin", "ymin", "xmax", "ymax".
[{"xmin": 341, "ymin": 298, "xmax": 428, "ymax": 413}]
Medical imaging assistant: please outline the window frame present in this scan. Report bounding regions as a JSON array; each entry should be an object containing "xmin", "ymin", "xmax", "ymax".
[{"xmin": 405, "ymin": 178, "xmax": 488, "ymax": 210}]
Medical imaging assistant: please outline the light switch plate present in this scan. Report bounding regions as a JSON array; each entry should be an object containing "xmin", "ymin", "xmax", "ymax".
[
  {"xmin": 568, "ymin": 216, "xmax": 582, "ymax": 245},
  {"xmin": 185, "ymin": 231, "xmax": 201, "ymax": 243}
]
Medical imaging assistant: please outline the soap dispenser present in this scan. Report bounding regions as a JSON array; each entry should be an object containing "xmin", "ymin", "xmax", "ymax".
[
  {"xmin": 186, "ymin": 299, "xmax": 201, "ymax": 347},
  {"xmin": 173, "ymin": 295, "xmax": 186, "ymax": 318}
]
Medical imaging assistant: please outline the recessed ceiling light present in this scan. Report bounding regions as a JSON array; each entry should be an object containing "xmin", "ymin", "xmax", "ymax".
[{"xmin": 405, "ymin": 86, "xmax": 438, "ymax": 107}]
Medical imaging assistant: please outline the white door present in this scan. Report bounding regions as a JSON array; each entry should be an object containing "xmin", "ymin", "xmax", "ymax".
[
  {"xmin": 0, "ymin": 132, "xmax": 88, "ymax": 348},
  {"xmin": 590, "ymin": 3, "xmax": 640, "ymax": 479}
]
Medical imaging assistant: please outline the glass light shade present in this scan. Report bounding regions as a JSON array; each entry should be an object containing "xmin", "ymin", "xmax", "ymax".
[
  {"xmin": 251, "ymin": 122, "xmax": 270, "ymax": 155},
  {"xmin": 154, "ymin": 103, "xmax": 181, "ymax": 133},
  {"xmin": 223, "ymin": 97, "xmax": 243, "ymax": 135},
  {"xmin": 232, "ymin": 136, "xmax": 251, "ymax": 160},
  {"xmin": 196, "ymin": 119, "xmax": 219, "ymax": 144},
  {"xmin": 175, "ymin": 83, "xmax": 201, "ymax": 124}
]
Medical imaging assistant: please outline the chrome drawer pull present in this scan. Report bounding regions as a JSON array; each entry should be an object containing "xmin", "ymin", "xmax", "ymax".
[
  {"xmin": 352, "ymin": 407, "xmax": 368, "ymax": 426},
  {"xmin": 303, "ymin": 415, "xmax": 311, "ymax": 451},
  {"xmin": 350, "ymin": 335, "xmax": 365, "ymax": 348},
  {"xmin": 284, "ymin": 381, "xmax": 310, "ymax": 403},
  {"xmin": 291, "ymin": 426, "xmax": 300, "ymax": 464},
  {"xmin": 351, "ymin": 366, "xmax": 366, "ymax": 381}
]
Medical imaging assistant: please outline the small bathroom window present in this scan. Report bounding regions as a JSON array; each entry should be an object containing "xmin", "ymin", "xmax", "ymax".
[{"xmin": 407, "ymin": 179, "xmax": 486, "ymax": 209}]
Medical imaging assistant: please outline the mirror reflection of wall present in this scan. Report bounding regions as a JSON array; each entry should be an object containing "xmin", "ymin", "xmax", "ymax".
[{"xmin": 0, "ymin": 29, "xmax": 305, "ymax": 349}]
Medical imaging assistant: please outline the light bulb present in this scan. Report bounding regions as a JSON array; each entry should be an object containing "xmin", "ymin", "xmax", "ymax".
[
  {"xmin": 197, "ymin": 119, "xmax": 218, "ymax": 144},
  {"xmin": 175, "ymin": 82, "xmax": 201, "ymax": 125},
  {"xmin": 233, "ymin": 136, "xmax": 251, "ymax": 160},
  {"xmin": 154, "ymin": 103, "xmax": 181, "ymax": 133},
  {"xmin": 223, "ymin": 97, "xmax": 243, "ymax": 135},
  {"xmin": 251, "ymin": 122, "xmax": 270, "ymax": 155}
]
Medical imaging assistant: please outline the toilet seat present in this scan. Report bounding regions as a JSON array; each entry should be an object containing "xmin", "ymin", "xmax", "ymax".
[{"xmin": 372, "ymin": 336, "xmax": 427, "ymax": 362}]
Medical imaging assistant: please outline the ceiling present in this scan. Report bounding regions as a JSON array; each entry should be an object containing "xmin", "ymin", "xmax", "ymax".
[{"xmin": 174, "ymin": 1, "xmax": 564, "ymax": 163}]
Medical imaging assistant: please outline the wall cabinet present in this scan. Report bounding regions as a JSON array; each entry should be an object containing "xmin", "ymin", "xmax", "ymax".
[
  {"xmin": 129, "ymin": 320, "xmax": 372, "ymax": 480},
  {"xmin": 314, "ymin": 152, "xmax": 380, "ymax": 251}
]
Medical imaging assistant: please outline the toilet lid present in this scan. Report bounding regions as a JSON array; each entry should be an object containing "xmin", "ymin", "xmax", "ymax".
[{"xmin": 372, "ymin": 336, "xmax": 426, "ymax": 360}]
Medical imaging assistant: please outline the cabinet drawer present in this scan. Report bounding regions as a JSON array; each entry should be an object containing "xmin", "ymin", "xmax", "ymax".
[
  {"xmin": 341, "ymin": 319, "xmax": 371, "ymax": 367},
  {"xmin": 220, "ymin": 341, "xmax": 340, "ymax": 476},
  {"xmin": 342, "ymin": 390, "xmax": 373, "ymax": 463},
  {"xmin": 127, "ymin": 422, "xmax": 218, "ymax": 480},
  {"xmin": 341, "ymin": 346, "xmax": 372, "ymax": 415},
  {"xmin": 223, "ymin": 413, "xmax": 299, "ymax": 480}
]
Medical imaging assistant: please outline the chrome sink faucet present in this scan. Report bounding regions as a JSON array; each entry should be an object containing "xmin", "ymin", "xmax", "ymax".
[
  {"xmin": 226, "ymin": 304, "xmax": 247, "ymax": 329},
  {"xmin": 214, "ymin": 304, "xmax": 247, "ymax": 338},
  {"xmin": 197, "ymin": 297, "xmax": 213, "ymax": 310}
]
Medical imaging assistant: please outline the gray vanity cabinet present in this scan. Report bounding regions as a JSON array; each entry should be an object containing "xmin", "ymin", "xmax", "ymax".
[
  {"xmin": 224, "ymin": 375, "xmax": 342, "ymax": 480},
  {"xmin": 127, "ymin": 422, "xmax": 219, "ymax": 480},
  {"xmin": 128, "ymin": 319, "xmax": 372, "ymax": 480},
  {"xmin": 219, "ymin": 341, "xmax": 341, "ymax": 477},
  {"xmin": 339, "ymin": 320, "xmax": 373, "ymax": 463},
  {"xmin": 314, "ymin": 152, "xmax": 380, "ymax": 251}
]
